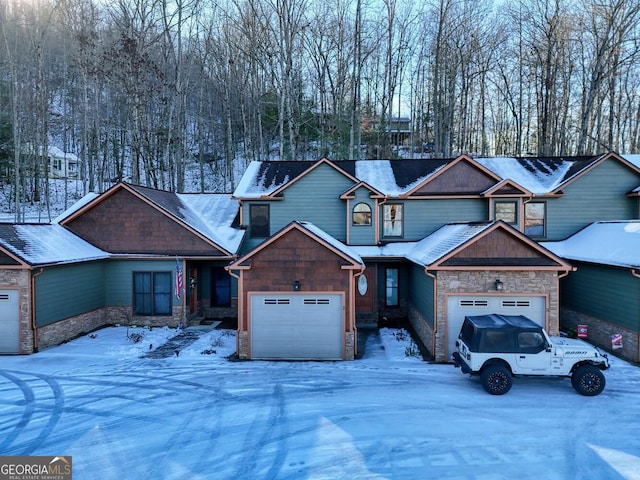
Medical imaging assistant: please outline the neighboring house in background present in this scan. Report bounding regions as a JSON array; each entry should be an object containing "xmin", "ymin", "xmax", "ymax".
[
  {"xmin": 22, "ymin": 145, "xmax": 80, "ymax": 179},
  {"xmin": 0, "ymin": 152, "xmax": 639, "ymax": 362},
  {"xmin": 543, "ymin": 221, "xmax": 640, "ymax": 363},
  {"xmin": 46, "ymin": 146, "xmax": 79, "ymax": 179}
]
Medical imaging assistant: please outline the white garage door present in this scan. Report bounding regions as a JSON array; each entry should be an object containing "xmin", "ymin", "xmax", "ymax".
[
  {"xmin": 0, "ymin": 290, "xmax": 20, "ymax": 354},
  {"xmin": 250, "ymin": 293, "xmax": 343, "ymax": 360},
  {"xmin": 446, "ymin": 295, "xmax": 546, "ymax": 360}
]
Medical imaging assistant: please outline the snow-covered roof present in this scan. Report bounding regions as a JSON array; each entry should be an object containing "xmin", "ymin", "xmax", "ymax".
[
  {"xmin": 233, "ymin": 155, "xmax": 621, "ymax": 199},
  {"xmin": 542, "ymin": 220, "xmax": 640, "ymax": 268},
  {"xmin": 475, "ymin": 157, "xmax": 576, "ymax": 194},
  {"xmin": 177, "ymin": 193, "xmax": 245, "ymax": 254},
  {"xmin": 125, "ymin": 184, "xmax": 244, "ymax": 254},
  {"xmin": 351, "ymin": 222, "xmax": 494, "ymax": 266},
  {"xmin": 296, "ymin": 221, "xmax": 364, "ymax": 266},
  {"xmin": 54, "ymin": 192, "xmax": 100, "ymax": 223},
  {"xmin": 0, "ymin": 223, "xmax": 109, "ymax": 266},
  {"xmin": 405, "ymin": 222, "xmax": 495, "ymax": 266},
  {"xmin": 622, "ymin": 154, "xmax": 640, "ymax": 169}
]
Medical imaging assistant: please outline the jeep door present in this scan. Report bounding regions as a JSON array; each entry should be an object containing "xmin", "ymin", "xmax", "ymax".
[{"xmin": 514, "ymin": 330, "xmax": 551, "ymax": 372}]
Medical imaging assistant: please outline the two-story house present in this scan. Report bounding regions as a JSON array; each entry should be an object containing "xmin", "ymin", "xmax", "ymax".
[{"xmin": 1, "ymin": 152, "xmax": 638, "ymax": 362}]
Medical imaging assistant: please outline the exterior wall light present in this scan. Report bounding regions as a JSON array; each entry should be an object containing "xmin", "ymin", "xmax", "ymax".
[
  {"xmin": 293, "ymin": 280, "xmax": 300, "ymax": 291},
  {"xmin": 495, "ymin": 279, "xmax": 503, "ymax": 291}
]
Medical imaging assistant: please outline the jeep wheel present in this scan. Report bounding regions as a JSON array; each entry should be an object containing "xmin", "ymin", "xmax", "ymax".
[
  {"xmin": 481, "ymin": 365, "xmax": 512, "ymax": 395},
  {"xmin": 572, "ymin": 365, "xmax": 606, "ymax": 396}
]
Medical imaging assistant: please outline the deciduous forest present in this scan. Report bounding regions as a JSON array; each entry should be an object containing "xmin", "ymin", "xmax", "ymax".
[{"xmin": 1, "ymin": 0, "xmax": 640, "ymax": 216}]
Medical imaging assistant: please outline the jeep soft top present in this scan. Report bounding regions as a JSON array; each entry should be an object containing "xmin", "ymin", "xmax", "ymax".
[{"xmin": 458, "ymin": 314, "xmax": 546, "ymax": 353}]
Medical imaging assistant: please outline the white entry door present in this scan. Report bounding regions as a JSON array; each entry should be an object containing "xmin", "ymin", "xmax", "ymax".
[
  {"xmin": 446, "ymin": 295, "xmax": 546, "ymax": 360},
  {"xmin": 0, "ymin": 290, "xmax": 20, "ymax": 354},
  {"xmin": 250, "ymin": 293, "xmax": 343, "ymax": 360}
]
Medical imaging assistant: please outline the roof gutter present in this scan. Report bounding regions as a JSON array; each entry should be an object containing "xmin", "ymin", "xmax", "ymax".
[{"xmin": 30, "ymin": 267, "xmax": 45, "ymax": 353}]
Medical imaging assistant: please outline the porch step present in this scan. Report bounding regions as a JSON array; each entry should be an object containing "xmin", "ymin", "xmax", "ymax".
[{"xmin": 189, "ymin": 316, "xmax": 205, "ymax": 326}]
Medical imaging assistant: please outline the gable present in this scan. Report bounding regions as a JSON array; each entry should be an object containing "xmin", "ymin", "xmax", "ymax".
[
  {"xmin": 410, "ymin": 159, "xmax": 498, "ymax": 196},
  {"xmin": 0, "ymin": 249, "xmax": 23, "ymax": 266},
  {"xmin": 64, "ymin": 188, "xmax": 227, "ymax": 256},
  {"xmin": 553, "ymin": 153, "xmax": 640, "ymax": 194},
  {"xmin": 270, "ymin": 159, "xmax": 358, "ymax": 198},
  {"xmin": 440, "ymin": 228, "xmax": 564, "ymax": 267}
]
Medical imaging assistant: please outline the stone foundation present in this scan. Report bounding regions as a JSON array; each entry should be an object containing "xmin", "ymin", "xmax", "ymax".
[
  {"xmin": 344, "ymin": 331, "xmax": 355, "ymax": 360},
  {"xmin": 35, "ymin": 306, "xmax": 187, "ymax": 352},
  {"xmin": 561, "ymin": 307, "xmax": 640, "ymax": 364},
  {"xmin": 37, "ymin": 309, "xmax": 107, "ymax": 351},
  {"xmin": 408, "ymin": 303, "xmax": 435, "ymax": 359}
]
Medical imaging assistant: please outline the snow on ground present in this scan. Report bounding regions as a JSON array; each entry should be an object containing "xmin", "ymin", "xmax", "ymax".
[{"xmin": 1, "ymin": 326, "xmax": 640, "ymax": 480}]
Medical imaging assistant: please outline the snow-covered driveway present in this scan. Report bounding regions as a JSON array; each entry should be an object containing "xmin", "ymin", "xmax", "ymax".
[{"xmin": 1, "ymin": 326, "xmax": 639, "ymax": 479}]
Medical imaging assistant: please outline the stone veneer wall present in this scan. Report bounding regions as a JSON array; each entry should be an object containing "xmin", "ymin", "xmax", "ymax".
[
  {"xmin": 344, "ymin": 331, "xmax": 355, "ymax": 360},
  {"xmin": 561, "ymin": 307, "xmax": 639, "ymax": 364},
  {"xmin": 428, "ymin": 270, "xmax": 559, "ymax": 363},
  {"xmin": 408, "ymin": 303, "xmax": 434, "ymax": 358},
  {"xmin": 36, "ymin": 306, "xmax": 186, "ymax": 352},
  {"xmin": 237, "ymin": 330, "xmax": 249, "ymax": 359}
]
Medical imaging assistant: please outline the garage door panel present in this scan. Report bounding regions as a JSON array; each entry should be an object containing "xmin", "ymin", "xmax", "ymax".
[
  {"xmin": 446, "ymin": 295, "xmax": 545, "ymax": 361},
  {"xmin": 0, "ymin": 290, "xmax": 20, "ymax": 354},
  {"xmin": 250, "ymin": 294, "xmax": 343, "ymax": 360}
]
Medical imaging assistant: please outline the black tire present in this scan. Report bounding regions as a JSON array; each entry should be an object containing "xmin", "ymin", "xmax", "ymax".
[
  {"xmin": 481, "ymin": 364, "xmax": 513, "ymax": 395},
  {"xmin": 572, "ymin": 365, "xmax": 606, "ymax": 396}
]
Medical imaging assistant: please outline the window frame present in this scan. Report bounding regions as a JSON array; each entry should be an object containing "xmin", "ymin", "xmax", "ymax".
[
  {"xmin": 133, "ymin": 271, "xmax": 172, "ymax": 316},
  {"xmin": 494, "ymin": 200, "xmax": 518, "ymax": 224},
  {"xmin": 249, "ymin": 204, "xmax": 270, "ymax": 238},
  {"xmin": 524, "ymin": 201, "xmax": 546, "ymax": 238},
  {"xmin": 382, "ymin": 203, "xmax": 404, "ymax": 238},
  {"xmin": 385, "ymin": 267, "xmax": 399, "ymax": 307},
  {"xmin": 352, "ymin": 202, "xmax": 372, "ymax": 226}
]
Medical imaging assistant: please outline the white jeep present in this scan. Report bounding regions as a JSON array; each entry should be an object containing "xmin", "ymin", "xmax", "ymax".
[{"xmin": 452, "ymin": 314, "xmax": 610, "ymax": 396}]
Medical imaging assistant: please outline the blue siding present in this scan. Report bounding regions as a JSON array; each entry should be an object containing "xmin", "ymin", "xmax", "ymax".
[
  {"xmin": 409, "ymin": 264, "xmax": 435, "ymax": 328},
  {"xmin": 35, "ymin": 261, "xmax": 106, "ymax": 327},
  {"xmin": 383, "ymin": 198, "xmax": 487, "ymax": 241},
  {"xmin": 241, "ymin": 164, "xmax": 355, "ymax": 252},
  {"xmin": 348, "ymin": 187, "xmax": 376, "ymax": 245},
  {"xmin": 561, "ymin": 263, "xmax": 640, "ymax": 332},
  {"xmin": 546, "ymin": 160, "xmax": 640, "ymax": 240},
  {"xmin": 104, "ymin": 260, "xmax": 182, "ymax": 307}
]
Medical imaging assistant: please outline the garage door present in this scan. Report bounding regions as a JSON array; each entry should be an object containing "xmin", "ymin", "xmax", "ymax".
[
  {"xmin": 0, "ymin": 290, "xmax": 20, "ymax": 354},
  {"xmin": 446, "ymin": 295, "xmax": 546, "ymax": 360},
  {"xmin": 250, "ymin": 293, "xmax": 343, "ymax": 360}
]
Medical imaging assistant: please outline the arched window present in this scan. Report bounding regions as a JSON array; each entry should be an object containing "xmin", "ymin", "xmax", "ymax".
[{"xmin": 352, "ymin": 203, "xmax": 372, "ymax": 225}]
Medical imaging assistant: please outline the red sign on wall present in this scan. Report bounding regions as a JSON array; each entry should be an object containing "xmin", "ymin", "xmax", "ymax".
[{"xmin": 577, "ymin": 325, "xmax": 588, "ymax": 338}]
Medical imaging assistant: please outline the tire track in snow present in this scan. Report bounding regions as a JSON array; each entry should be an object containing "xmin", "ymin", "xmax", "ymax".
[
  {"xmin": 230, "ymin": 382, "xmax": 289, "ymax": 479},
  {"xmin": 0, "ymin": 370, "xmax": 64, "ymax": 455}
]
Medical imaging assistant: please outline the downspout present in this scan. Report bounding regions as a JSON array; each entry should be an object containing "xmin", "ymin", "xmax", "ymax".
[
  {"xmin": 632, "ymin": 269, "xmax": 640, "ymax": 280},
  {"xmin": 346, "ymin": 198, "xmax": 351, "ymax": 245},
  {"xmin": 423, "ymin": 268, "xmax": 438, "ymax": 358},
  {"xmin": 226, "ymin": 268, "xmax": 242, "ymax": 355},
  {"xmin": 554, "ymin": 269, "xmax": 572, "ymax": 333},
  {"xmin": 377, "ymin": 198, "xmax": 387, "ymax": 245},
  {"xmin": 31, "ymin": 267, "xmax": 45, "ymax": 353}
]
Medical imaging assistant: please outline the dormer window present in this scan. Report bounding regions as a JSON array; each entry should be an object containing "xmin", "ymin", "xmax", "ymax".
[
  {"xmin": 495, "ymin": 201, "xmax": 517, "ymax": 224},
  {"xmin": 352, "ymin": 203, "xmax": 372, "ymax": 226}
]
